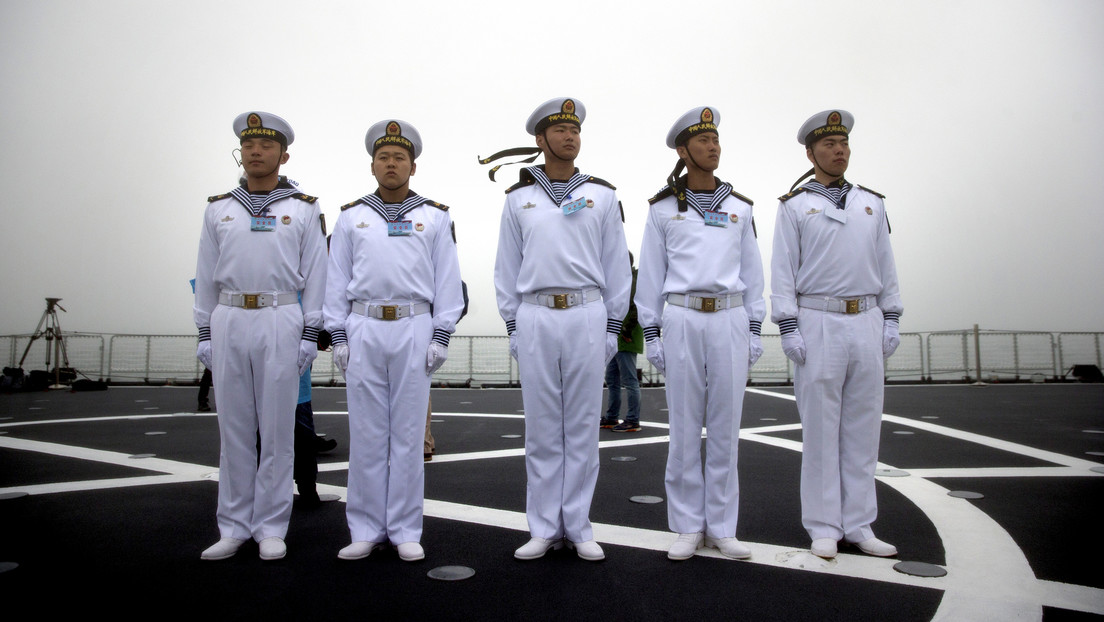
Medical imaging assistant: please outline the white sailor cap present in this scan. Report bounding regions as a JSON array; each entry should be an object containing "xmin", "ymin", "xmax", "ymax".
[
  {"xmin": 234, "ymin": 111, "xmax": 294, "ymax": 147},
  {"xmin": 526, "ymin": 97, "xmax": 585, "ymax": 136},
  {"xmin": 798, "ymin": 109, "xmax": 853, "ymax": 146},
  {"xmin": 365, "ymin": 119, "xmax": 422, "ymax": 159},
  {"xmin": 666, "ymin": 106, "xmax": 720, "ymax": 149}
]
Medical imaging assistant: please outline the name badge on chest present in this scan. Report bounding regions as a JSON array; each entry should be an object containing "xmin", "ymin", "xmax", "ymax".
[
  {"xmin": 562, "ymin": 197, "xmax": 587, "ymax": 216},
  {"xmin": 250, "ymin": 215, "xmax": 277, "ymax": 231},
  {"xmin": 388, "ymin": 220, "xmax": 413, "ymax": 237},
  {"xmin": 703, "ymin": 210, "xmax": 728, "ymax": 227}
]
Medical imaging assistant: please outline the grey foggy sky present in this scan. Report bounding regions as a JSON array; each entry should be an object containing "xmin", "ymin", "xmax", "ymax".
[{"xmin": 1, "ymin": 0, "xmax": 1102, "ymax": 337}]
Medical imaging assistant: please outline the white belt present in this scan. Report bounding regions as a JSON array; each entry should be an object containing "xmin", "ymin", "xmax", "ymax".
[
  {"xmin": 798, "ymin": 295, "xmax": 877, "ymax": 315},
  {"xmin": 522, "ymin": 287, "xmax": 601, "ymax": 309},
  {"xmin": 351, "ymin": 300, "xmax": 430, "ymax": 320},
  {"xmin": 666, "ymin": 292, "xmax": 743, "ymax": 313},
  {"xmin": 220, "ymin": 291, "xmax": 298, "ymax": 309}
]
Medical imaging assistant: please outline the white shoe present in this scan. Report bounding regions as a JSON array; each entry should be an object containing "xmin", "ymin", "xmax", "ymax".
[
  {"xmin": 667, "ymin": 533, "xmax": 704, "ymax": 561},
  {"xmin": 514, "ymin": 537, "xmax": 563, "ymax": 560},
  {"xmin": 567, "ymin": 540, "xmax": 605, "ymax": 561},
  {"xmin": 397, "ymin": 542, "xmax": 425, "ymax": 562},
  {"xmin": 851, "ymin": 537, "xmax": 898, "ymax": 557},
  {"xmin": 200, "ymin": 537, "xmax": 245, "ymax": 561},
  {"xmin": 258, "ymin": 537, "xmax": 286, "ymax": 561},
  {"xmin": 338, "ymin": 541, "xmax": 385, "ymax": 560},
  {"xmin": 811, "ymin": 537, "xmax": 838, "ymax": 559},
  {"xmin": 704, "ymin": 536, "xmax": 751, "ymax": 560}
]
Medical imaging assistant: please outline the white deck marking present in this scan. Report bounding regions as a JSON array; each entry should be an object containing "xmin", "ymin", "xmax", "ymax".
[{"xmin": 1, "ymin": 390, "xmax": 1102, "ymax": 618}]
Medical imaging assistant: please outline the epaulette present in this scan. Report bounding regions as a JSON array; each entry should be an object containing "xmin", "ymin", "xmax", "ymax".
[
  {"xmin": 648, "ymin": 186, "xmax": 675, "ymax": 205},
  {"xmin": 340, "ymin": 199, "xmax": 364, "ymax": 211},
  {"xmin": 778, "ymin": 187, "xmax": 808, "ymax": 202},
  {"xmin": 858, "ymin": 184, "xmax": 885, "ymax": 199},
  {"xmin": 729, "ymin": 189, "xmax": 754, "ymax": 206},
  {"xmin": 586, "ymin": 176, "xmax": 616, "ymax": 190},
  {"xmin": 506, "ymin": 175, "xmax": 537, "ymax": 194},
  {"xmin": 428, "ymin": 200, "xmax": 449, "ymax": 211},
  {"xmin": 207, "ymin": 193, "xmax": 231, "ymax": 203},
  {"xmin": 294, "ymin": 193, "xmax": 318, "ymax": 204}
]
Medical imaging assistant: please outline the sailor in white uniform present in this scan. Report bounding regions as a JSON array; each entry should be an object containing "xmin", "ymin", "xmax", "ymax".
[
  {"xmin": 194, "ymin": 111, "xmax": 328, "ymax": 561},
  {"xmin": 635, "ymin": 107, "xmax": 765, "ymax": 561},
  {"xmin": 325, "ymin": 120, "xmax": 464, "ymax": 563},
  {"xmin": 489, "ymin": 97, "xmax": 631, "ymax": 562},
  {"xmin": 770, "ymin": 110, "xmax": 903, "ymax": 559}
]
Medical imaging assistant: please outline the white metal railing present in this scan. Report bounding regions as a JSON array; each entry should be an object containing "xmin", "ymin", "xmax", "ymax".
[{"xmin": 2, "ymin": 330, "xmax": 1101, "ymax": 386}]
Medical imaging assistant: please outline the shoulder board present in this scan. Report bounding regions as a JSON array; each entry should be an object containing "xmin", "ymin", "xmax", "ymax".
[
  {"xmin": 648, "ymin": 186, "xmax": 675, "ymax": 205},
  {"xmin": 858, "ymin": 184, "xmax": 885, "ymax": 199},
  {"xmin": 505, "ymin": 176, "xmax": 537, "ymax": 194},
  {"xmin": 294, "ymin": 193, "xmax": 318, "ymax": 204},
  {"xmin": 340, "ymin": 199, "xmax": 364, "ymax": 211},
  {"xmin": 207, "ymin": 193, "xmax": 231, "ymax": 203},
  {"xmin": 778, "ymin": 187, "xmax": 808, "ymax": 202},
  {"xmin": 728, "ymin": 189, "xmax": 754, "ymax": 206},
  {"xmin": 428, "ymin": 200, "xmax": 449, "ymax": 212},
  {"xmin": 586, "ymin": 176, "xmax": 616, "ymax": 190}
]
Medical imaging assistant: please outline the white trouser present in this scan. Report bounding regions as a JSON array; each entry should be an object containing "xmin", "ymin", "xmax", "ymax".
[
  {"xmin": 516, "ymin": 300, "xmax": 605, "ymax": 542},
  {"xmin": 344, "ymin": 312, "xmax": 431, "ymax": 545},
  {"xmin": 662, "ymin": 304, "xmax": 750, "ymax": 537},
  {"xmin": 794, "ymin": 306, "xmax": 885, "ymax": 543},
  {"xmin": 210, "ymin": 303, "xmax": 302, "ymax": 542}
]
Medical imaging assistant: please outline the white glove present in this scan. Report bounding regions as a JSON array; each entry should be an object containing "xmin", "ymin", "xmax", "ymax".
[
  {"xmin": 645, "ymin": 339, "xmax": 665, "ymax": 376},
  {"xmin": 781, "ymin": 330, "xmax": 806, "ymax": 366},
  {"xmin": 749, "ymin": 333, "xmax": 763, "ymax": 368},
  {"xmin": 427, "ymin": 342, "xmax": 448, "ymax": 376},
  {"xmin": 605, "ymin": 333, "xmax": 618, "ymax": 365},
  {"xmin": 882, "ymin": 322, "xmax": 900, "ymax": 359},
  {"xmin": 332, "ymin": 344, "xmax": 349, "ymax": 373},
  {"xmin": 509, "ymin": 334, "xmax": 518, "ymax": 361},
  {"xmin": 196, "ymin": 341, "xmax": 213, "ymax": 371},
  {"xmin": 297, "ymin": 340, "xmax": 318, "ymax": 376}
]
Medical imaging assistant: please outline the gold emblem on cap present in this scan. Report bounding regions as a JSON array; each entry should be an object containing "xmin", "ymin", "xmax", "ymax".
[
  {"xmin": 562, "ymin": 99, "xmax": 575, "ymax": 115},
  {"xmin": 701, "ymin": 108, "xmax": 714, "ymax": 124},
  {"xmin": 281, "ymin": 215, "xmax": 291, "ymax": 225},
  {"xmin": 865, "ymin": 206, "xmax": 873, "ymax": 215},
  {"xmin": 827, "ymin": 111, "xmax": 842, "ymax": 125},
  {"xmin": 247, "ymin": 113, "xmax": 262, "ymax": 128},
  {"xmin": 386, "ymin": 121, "xmax": 401, "ymax": 136}
]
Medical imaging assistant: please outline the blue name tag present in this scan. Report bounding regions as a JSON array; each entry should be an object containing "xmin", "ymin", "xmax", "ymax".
[
  {"xmin": 562, "ymin": 197, "xmax": 587, "ymax": 215},
  {"xmin": 250, "ymin": 215, "xmax": 276, "ymax": 231},
  {"xmin": 703, "ymin": 210, "xmax": 728, "ymax": 227},
  {"xmin": 388, "ymin": 221, "xmax": 413, "ymax": 236}
]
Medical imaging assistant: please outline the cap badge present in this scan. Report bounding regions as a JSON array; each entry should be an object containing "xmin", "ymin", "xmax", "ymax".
[
  {"xmin": 562, "ymin": 99, "xmax": 575, "ymax": 115},
  {"xmin": 827, "ymin": 111, "xmax": 842, "ymax": 125},
  {"xmin": 247, "ymin": 113, "xmax": 262, "ymax": 128},
  {"xmin": 701, "ymin": 108, "xmax": 714, "ymax": 124},
  {"xmin": 386, "ymin": 121, "xmax": 401, "ymax": 136}
]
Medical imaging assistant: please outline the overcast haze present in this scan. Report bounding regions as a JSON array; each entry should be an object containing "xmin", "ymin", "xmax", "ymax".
[{"xmin": 2, "ymin": 0, "xmax": 1102, "ymax": 338}]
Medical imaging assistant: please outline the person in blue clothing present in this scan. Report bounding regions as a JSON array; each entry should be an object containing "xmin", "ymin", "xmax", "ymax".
[
  {"xmin": 601, "ymin": 252, "xmax": 643, "ymax": 432},
  {"xmin": 293, "ymin": 329, "xmax": 337, "ymax": 508}
]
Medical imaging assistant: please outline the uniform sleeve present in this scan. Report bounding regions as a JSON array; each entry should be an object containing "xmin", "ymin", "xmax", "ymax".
[
  {"xmin": 875, "ymin": 202, "xmax": 903, "ymax": 320},
  {"xmin": 298, "ymin": 201, "xmax": 328, "ymax": 340},
  {"xmin": 740, "ymin": 210, "xmax": 767, "ymax": 330},
  {"xmin": 599, "ymin": 192, "xmax": 631, "ymax": 334},
  {"xmin": 769, "ymin": 201, "xmax": 801, "ymax": 331},
  {"xmin": 634, "ymin": 203, "xmax": 667, "ymax": 339},
  {"xmin": 429, "ymin": 210, "xmax": 465, "ymax": 345},
  {"xmin": 493, "ymin": 199, "xmax": 523, "ymax": 334},
  {"xmin": 323, "ymin": 211, "xmax": 354, "ymax": 345},
  {"xmin": 193, "ymin": 205, "xmax": 220, "ymax": 340}
]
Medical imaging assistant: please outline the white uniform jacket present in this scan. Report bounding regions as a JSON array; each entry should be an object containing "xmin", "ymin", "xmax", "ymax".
[
  {"xmin": 769, "ymin": 184, "xmax": 902, "ymax": 324},
  {"xmin": 494, "ymin": 167, "xmax": 631, "ymax": 332},
  {"xmin": 635, "ymin": 183, "xmax": 766, "ymax": 332}
]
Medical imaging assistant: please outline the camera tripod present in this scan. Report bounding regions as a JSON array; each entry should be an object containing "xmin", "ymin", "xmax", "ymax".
[{"xmin": 19, "ymin": 297, "xmax": 71, "ymax": 387}]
